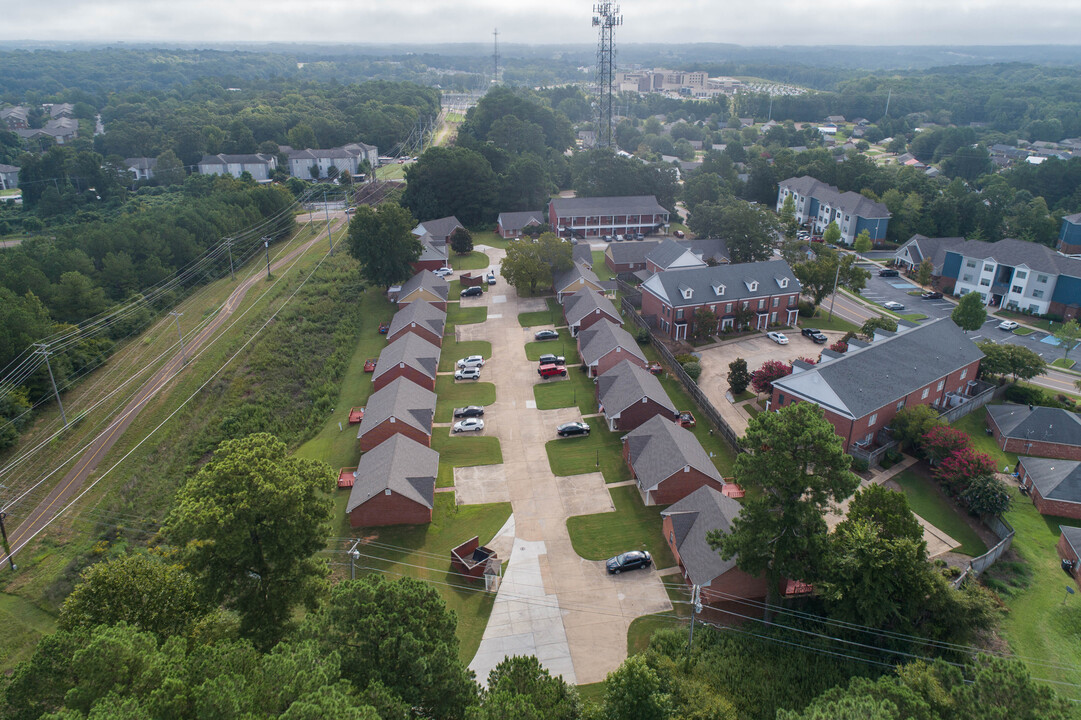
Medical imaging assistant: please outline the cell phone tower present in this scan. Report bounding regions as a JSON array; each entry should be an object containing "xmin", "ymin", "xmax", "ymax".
[{"xmin": 592, "ymin": 3, "xmax": 622, "ymax": 148}]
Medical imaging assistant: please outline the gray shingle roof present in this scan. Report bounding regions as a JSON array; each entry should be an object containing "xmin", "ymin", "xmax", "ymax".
[
  {"xmin": 940, "ymin": 237, "xmax": 1081, "ymax": 278},
  {"xmin": 124, "ymin": 157, "xmax": 157, "ymax": 170},
  {"xmin": 573, "ymin": 244, "xmax": 593, "ymax": 267},
  {"xmin": 397, "ymin": 270, "xmax": 449, "ymax": 302},
  {"xmin": 578, "ymin": 320, "xmax": 646, "ymax": 367},
  {"xmin": 988, "ymin": 405, "xmax": 1081, "ymax": 447},
  {"xmin": 356, "ymin": 377, "xmax": 436, "ymax": 438},
  {"xmin": 347, "ymin": 434, "xmax": 437, "ymax": 513},
  {"xmin": 288, "ymin": 147, "xmax": 367, "ymax": 160},
  {"xmin": 608, "ymin": 240, "xmax": 661, "ymax": 265},
  {"xmin": 564, "ymin": 288, "xmax": 620, "ymax": 328},
  {"xmin": 641, "ymin": 259, "xmax": 800, "ymax": 308},
  {"xmin": 0, "ymin": 163, "xmax": 20, "ymax": 173},
  {"xmin": 773, "ymin": 318, "xmax": 984, "ymax": 420},
  {"xmin": 198, "ymin": 153, "xmax": 274, "ymax": 165},
  {"xmin": 417, "ymin": 237, "xmax": 448, "ymax": 263},
  {"xmin": 1020, "ymin": 457, "xmax": 1081, "ymax": 504},
  {"xmin": 598, "ymin": 359, "xmax": 677, "ymax": 418},
  {"xmin": 550, "ymin": 195, "xmax": 668, "ymax": 218},
  {"xmin": 681, "ymin": 237, "xmax": 729, "ymax": 264},
  {"xmin": 554, "ymin": 261, "xmax": 601, "ymax": 294},
  {"xmin": 415, "ymin": 216, "xmax": 463, "ymax": 242},
  {"xmin": 387, "ymin": 300, "xmax": 446, "ymax": 340},
  {"xmin": 497, "ymin": 210, "xmax": 545, "ymax": 234},
  {"xmin": 1061, "ymin": 525, "xmax": 1081, "ymax": 557},
  {"xmin": 779, "ymin": 176, "xmax": 890, "ymax": 219},
  {"xmin": 660, "ymin": 486, "xmax": 742, "ymax": 586},
  {"xmin": 372, "ymin": 333, "xmax": 440, "ymax": 384},
  {"xmin": 625, "ymin": 415, "xmax": 723, "ymax": 493},
  {"xmin": 646, "ymin": 238, "xmax": 706, "ymax": 270}
]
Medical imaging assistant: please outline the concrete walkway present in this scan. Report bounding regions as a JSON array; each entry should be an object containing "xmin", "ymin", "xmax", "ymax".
[{"xmin": 464, "ymin": 246, "xmax": 672, "ymax": 686}]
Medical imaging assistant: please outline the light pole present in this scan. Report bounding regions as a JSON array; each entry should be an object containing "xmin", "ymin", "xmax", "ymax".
[
  {"xmin": 827, "ymin": 260, "xmax": 841, "ymax": 321},
  {"xmin": 348, "ymin": 539, "xmax": 361, "ymax": 580},
  {"xmin": 263, "ymin": 237, "xmax": 272, "ymax": 280}
]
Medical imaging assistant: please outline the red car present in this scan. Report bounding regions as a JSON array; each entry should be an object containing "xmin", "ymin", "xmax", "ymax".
[
  {"xmin": 363, "ymin": 358, "xmax": 377, "ymax": 372},
  {"xmin": 678, "ymin": 411, "xmax": 696, "ymax": 428},
  {"xmin": 647, "ymin": 361, "xmax": 663, "ymax": 375},
  {"xmin": 378, "ymin": 322, "xmax": 389, "ymax": 334}
]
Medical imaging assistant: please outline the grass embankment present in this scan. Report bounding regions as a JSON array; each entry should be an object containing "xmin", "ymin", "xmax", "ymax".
[
  {"xmin": 592, "ymin": 251, "xmax": 616, "ymax": 281},
  {"xmin": 566, "ymin": 485, "xmax": 676, "ymax": 567},
  {"xmin": 524, "ymin": 329, "xmax": 579, "ymax": 363},
  {"xmin": 518, "ymin": 297, "xmax": 565, "ymax": 328},
  {"xmin": 545, "ymin": 416, "xmax": 629, "ymax": 484},
  {"xmin": 533, "ymin": 369, "xmax": 598, "ymax": 415},
  {"xmin": 0, "ymin": 593, "xmax": 58, "ymax": 671},
  {"xmin": 891, "ymin": 470, "xmax": 988, "ymax": 557},
  {"xmin": 953, "ymin": 410, "xmax": 1018, "ymax": 470}
]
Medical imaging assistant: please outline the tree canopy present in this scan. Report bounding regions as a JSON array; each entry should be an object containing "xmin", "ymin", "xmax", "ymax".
[
  {"xmin": 951, "ymin": 291, "xmax": 987, "ymax": 332},
  {"xmin": 346, "ymin": 202, "xmax": 421, "ymax": 287}
]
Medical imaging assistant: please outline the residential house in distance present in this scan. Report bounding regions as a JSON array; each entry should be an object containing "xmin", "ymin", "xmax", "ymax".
[
  {"xmin": 553, "ymin": 261, "xmax": 605, "ymax": 303},
  {"xmin": 391, "ymin": 271, "xmax": 450, "ymax": 311},
  {"xmin": 549, "ymin": 195, "xmax": 669, "ymax": 240},
  {"xmin": 15, "ymin": 118, "xmax": 78, "ymax": 145},
  {"xmin": 0, "ymin": 106, "xmax": 29, "ymax": 130},
  {"xmin": 604, "ymin": 237, "xmax": 728, "ymax": 277},
  {"xmin": 0, "ymin": 164, "xmax": 19, "ymax": 191},
  {"xmin": 776, "ymin": 176, "xmax": 890, "ymax": 245},
  {"xmin": 356, "ymin": 377, "xmax": 436, "ymax": 452},
  {"xmin": 385, "ymin": 300, "xmax": 446, "ymax": 347},
  {"xmin": 286, "ymin": 143, "xmax": 377, "ymax": 180},
  {"xmin": 412, "ymin": 236, "xmax": 449, "ymax": 273},
  {"xmin": 413, "ymin": 216, "xmax": 464, "ymax": 246},
  {"xmin": 597, "ymin": 359, "xmax": 677, "ymax": 432},
  {"xmin": 640, "ymin": 259, "xmax": 801, "ymax": 340},
  {"xmin": 645, "ymin": 238, "xmax": 708, "ymax": 274},
  {"xmin": 1017, "ymin": 457, "xmax": 1081, "ymax": 520},
  {"xmin": 578, "ymin": 320, "xmax": 647, "ymax": 378},
  {"xmin": 771, "ymin": 319, "xmax": 986, "ymax": 453},
  {"xmin": 47, "ymin": 103, "xmax": 75, "ymax": 120},
  {"xmin": 371, "ymin": 333, "xmax": 440, "ymax": 392},
  {"xmin": 1057, "ymin": 526, "xmax": 1081, "ymax": 583},
  {"xmin": 347, "ymin": 434, "xmax": 438, "ymax": 527},
  {"xmin": 1059, "ymin": 213, "xmax": 1081, "ymax": 255},
  {"xmin": 496, "ymin": 210, "xmax": 545, "ymax": 238},
  {"xmin": 987, "ymin": 405, "xmax": 1081, "ymax": 461},
  {"xmin": 197, "ymin": 153, "xmax": 277, "ymax": 182},
  {"xmin": 624, "ymin": 416, "xmax": 729, "ymax": 505},
  {"xmin": 125, "ymin": 158, "xmax": 157, "ymax": 182},
  {"xmin": 563, "ymin": 287, "xmax": 621, "ymax": 337}
]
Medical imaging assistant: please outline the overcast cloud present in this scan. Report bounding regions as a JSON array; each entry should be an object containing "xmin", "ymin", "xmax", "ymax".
[{"xmin": 1, "ymin": 0, "xmax": 1080, "ymax": 46}]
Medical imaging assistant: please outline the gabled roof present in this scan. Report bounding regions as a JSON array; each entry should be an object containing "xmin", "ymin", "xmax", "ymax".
[
  {"xmin": 578, "ymin": 320, "xmax": 645, "ymax": 367},
  {"xmin": 1063, "ymin": 212, "xmax": 1081, "ymax": 225},
  {"xmin": 1061, "ymin": 525, "xmax": 1081, "ymax": 558},
  {"xmin": 564, "ymin": 288, "xmax": 620, "ymax": 328},
  {"xmin": 597, "ymin": 359, "xmax": 676, "ymax": 418},
  {"xmin": 895, "ymin": 235, "xmax": 968, "ymax": 273},
  {"xmin": 397, "ymin": 270, "xmax": 449, "ymax": 302},
  {"xmin": 988, "ymin": 405, "xmax": 1081, "ymax": 447},
  {"xmin": 497, "ymin": 210, "xmax": 545, "ymax": 233},
  {"xmin": 124, "ymin": 157, "xmax": 157, "ymax": 170},
  {"xmin": 0, "ymin": 163, "xmax": 20, "ymax": 173},
  {"xmin": 198, "ymin": 153, "xmax": 274, "ymax": 166},
  {"xmin": 372, "ymin": 333, "xmax": 440, "ymax": 384},
  {"xmin": 287, "ymin": 146, "xmax": 367, "ymax": 160},
  {"xmin": 608, "ymin": 240, "xmax": 661, "ymax": 265},
  {"xmin": 646, "ymin": 238, "xmax": 707, "ymax": 270},
  {"xmin": 1020, "ymin": 458, "xmax": 1081, "ymax": 505},
  {"xmin": 573, "ymin": 244, "xmax": 593, "ymax": 267},
  {"xmin": 356, "ymin": 377, "xmax": 436, "ymax": 438},
  {"xmin": 417, "ymin": 237, "xmax": 448, "ymax": 263},
  {"xmin": 660, "ymin": 486, "xmax": 742, "ymax": 586},
  {"xmin": 939, "ymin": 237, "xmax": 1081, "ymax": 278},
  {"xmin": 414, "ymin": 216, "xmax": 463, "ymax": 242},
  {"xmin": 549, "ymin": 195, "xmax": 668, "ymax": 217},
  {"xmin": 681, "ymin": 237, "xmax": 729, "ymax": 265},
  {"xmin": 554, "ymin": 261, "xmax": 602, "ymax": 294},
  {"xmin": 387, "ymin": 300, "xmax": 446, "ymax": 340},
  {"xmin": 347, "ymin": 434, "xmax": 437, "ymax": 513},
  {"xmin": 773, "ymin": 318, "xmax": 984, "ymax": 420},
  {"xmin": 778, "ymin": 176, "xmax": 890, "ymax": 219},
  {"xmin": 625, "ymin": 416, "xmax": 723, "ymax": 493},
  {"xmin": 641, "ymin": 260, "xmax": 800, "ymax": 308}
]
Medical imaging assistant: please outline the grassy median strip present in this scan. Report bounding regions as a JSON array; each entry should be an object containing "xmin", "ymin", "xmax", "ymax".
[
  {"xmin": 566, "ymin": 485, "xmax": 676, "ymax": 567},
  {"xmin": 533, "ymin": 369, "xmax": 598, "ymax": 415},
  {"xmin": 434, "ymin": 376, "xmax": 496, "ymax": 423},
  {"xmin": 1052, "ymin": 358, "xmax": 1076, "ymax": 369},
  {"xmin": 544, "ymin": 416, "xmax": 630, "ymax": 483},
  {"xmin": 431, "ymin": 431, "xmax": 503, "ymax": 488},
  {"xmin": 524, "ymin": 328, "xmax": 579, "ymax": 363}
]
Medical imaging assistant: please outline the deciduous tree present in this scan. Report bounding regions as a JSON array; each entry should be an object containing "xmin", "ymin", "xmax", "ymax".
[
  {"xmin": 853, "ymin": 229, "xmax": 873, "ymax": 254},
  {"xmin": 822, "ymin": 221, "xmax": 841, "ymax": 245},
  {"xmin": 601, "ymin": 654, "xmax": 672, "ymax": 720},
  {"xmin": 347, "ymin": 202, "xmax": 421, "ymax": 287},
  {"xmin": 449, "ymin": 227, "xmax": 474, "ymax": 255},
  {"xmin": 890, "ymin": 404, "xmax": 944, "ymax": 452},
  {"xmin": 501, "ymin": 238, "xmax": 551, "ymax": 295},
  {"xmin": 1053, "ymin": 319, "xmax": 1081, "ymax": 361},
  {"xmin": 750, "ymin": 359, "xmax": 791, "ymax": 395},
  {"xmin": 917, "ymin": 258, "xmax": 934, "ymax": 286},
  {"xmin": 951, "ymin": 291, "xmax": 987, "ymax": 332},
  {"xmin": 921, "ymin": 425, "xmax": 972, "ymax": 464},
  {"xmin": 860, "ymin": 315, "xmax": 898, "ymax": 340},
  {"xmin": 976, "ymin": 340, "xmax": 1045, "ymax": 381},
  {"xmin": 794, "ymin": 249, "xmax": 870, "ymax": 306},
  {"xmin": 934, "ymin": 446, "xmax": 997, "ymax": 494},
  {"xmin": 475, "ymin": 656, "xmax": 581, "ymax": 720},
  {"xmin": 961, "ymin": 475, "xmax": 1012, "ymax": 516},
  {"xmin": 727, "ymin": 358, "xmax": 750, "ymax": 395}
]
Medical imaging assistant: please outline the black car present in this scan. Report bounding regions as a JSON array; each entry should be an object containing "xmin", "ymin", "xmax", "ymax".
[
  {"xmin": 460, "ymin": 286, "xmax": 483, "ymax": 298},
  {"xmin": 453, "ymin": 406, "xmax": 485, "ymax": 418},
  {"xmin": 538, "ymin": 354, "xmax": 566, "ymax": 366},
  {"xmin": 606, "ymin": 551, "xmax": 652, "ymax": 575},
  {"xmin": 534, "ymin": 329, "xmax": 559, "ymax": 341},
  {"xmin": 921, "ymin": 291, "xmax": 943, "ymax": 299},
  {"xmin": 557, "ymin": 421, "xmax": 590, "ymax": 437},
  {"xmin": 878, "ymin": 268, "xmax": 900, "ymax": 278},
  {"xmin": 801, "ymin": 328, "xmax": 827, "ymax": 344}
]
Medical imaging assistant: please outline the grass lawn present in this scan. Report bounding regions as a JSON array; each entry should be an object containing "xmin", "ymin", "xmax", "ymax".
[
  {"xmin": 1052, "ymin": 358, "xmax": 1077, "ymax": 370},
  {"xmin": 472, "ymin": 230, "xmax": 511, "ymax": 251},
  {"xmin": 952, "ymin": 409, "xmax": 1018, "ymax": 471},
  {"xmin": 627, "ymin": 576, "xmax": 693, "ymax": 655},
  {"xmin": 434, "ymin": 376, "xmax": 497, "ymax": 423},
  {"xmin": 995, "ymin": 308, "xmax": 1064, "ymax": 334},
  {"xmin": 892, "ymin": 469, "xmax": 987, "ymax": 557},
  {"xmin": 533, "ymin": 369, "xmax": 598, "ymax": 415},
  {"xmin": 577, "ymin": 682, "xmax": 606, "ymax": 706},
  {"xmin": 431, "ymin": 431, "xmax": 503, "ymax": 488},
  {"xmin": 0, "ymin": 593, "xmax": 57, "ymax": 671},
  {"xmin": 592, "ymin": 251, "xmax": 615, "ymax": 280},
  {"xmin": 566, "ymin": 485, "xmax": 676, "ymax": 567},
  {"xmin": 899, "ymin": 313, "xmax": 929, "ymax": 323},
  {"xmin": 518, "ymin": 297, "xmax": 565, "ymax": 328},
  {"xmin": 804, "ymin": 310, "xmax": 862, "ymax": 334},
  {"xmin": 731, "ymin": 390, "xmax": 755, "ymax": 402},
  {"xmin": 449, "ymin": 251, "xmax": 491, "ymax": 271},
  {"xmin": 339, "ymin": 493, "xmax": 513, "ymax": 664},
  {"xmin": 438, "ymin": 340, "xmax": 493, "ymax": 373},
  {"xmin": 524, "ymin": 328, "xmax": 579, "ymax": 363},
  {"xmin": 743, "ymin": 401, "xmax": 761, "ymax": 417},
  {"xmin": 544, "ymin": 416, "xmax": 630, "ymax": 483},
  {"xmin": 991, "ymin": 489, "xmax": 1081, "ymax": 700},
  {"xmin": 446, "ymin": 304, "xmax": 487, "ymax": 327},
  {"xmin": 1013, "ymin": 327, "xmax": 1035, "ymax": 336}
]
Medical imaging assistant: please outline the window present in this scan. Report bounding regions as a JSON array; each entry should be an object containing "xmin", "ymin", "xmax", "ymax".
[
  {"xmin": 1032, "ymin": 290, "xmax": 1044, "ymax": 299},
  {"xmin": 1028, "ymin": 304, "xmax": 1040, "ymax": 313},
  {"xmin": 726, "ymin": 303, "xmax": 732, "ymax": 313},
  {"xmin": 1015, "ymin": 270, "xmax": 1027, "ymax": 279},
  {"xmin": 1012, "ymin": 286, "xmax": 1023, "ymax": 294},
  {"xmin": 979, "ymin": 278, "xmax": 990, "ymax": 286},
  {"xmin": 1037, "ymin": 274, "xmax": 1049, "ymax": 283},
  {"xmin": 921, "ymin": 388, "xmax": 929, "ymax": 400},
  {"xmin": 868, "ymin": 413, "xmax": 878, "ymax": 427},
  {"xmin": 960, "ymin": 368, "xmax": 968, "ymax": 379},
  {"xmin": 983, "ymin": 264, "xmax": 994, "ymax": 273},
  {"xmin": 896, "ymin": 399, "xmax": 905, "ymax": 411},
  {"xmin": 772, "ymin": 297, "xmax": 779, "ymax": 307},
  {"xmin": 758, "ymin": 299, "xmax": 765, "ymax": 310},
  {"xmin": 778, "ymin": 393, "xmax": 785, "ymax": 405},
  {"xmin": 962, "ymin": 274, "xmax": 974, "ymax": 283},
  {"xmin": 965, "ymin": 260, "xmax": 977, "ymax": 268},
  {"xmin": 937, "ymin": 380, "xmax": 945, "ymax": 391},
  {"xmin": 676, "ymin": 309, "xmax": 683, "ymax": 319}
]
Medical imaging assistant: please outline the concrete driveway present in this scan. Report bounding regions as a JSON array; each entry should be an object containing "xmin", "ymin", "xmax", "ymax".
[{"xmin": 463, "ymin": 245, "xmax": 672, "ymax": 686}]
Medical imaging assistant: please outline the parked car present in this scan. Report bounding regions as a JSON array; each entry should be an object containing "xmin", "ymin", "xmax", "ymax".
[
  {"xmin": 461, "ymin": 286, "xmax": 483, "ymax": 298},
  {"xmin": 767, "ymin": 331, "xmax": 789, "ymax": 345},
  {"xmin": 606, "ymin": 550, "xmax": 652, "ymax": 574},
  {"xmin": 678, "ymin": 411, "xmax": 696, "ymax": 428},
  {"xmin": 456, "ymin": 355, "xmax": 485, "ymax": 369},
  {"xmin": 882, "ymin": 301, "xmax": 905, "ymax": 311},
  {"xmin": 878, "ymin": 268, "xmax": 900, "ymax": 277},
  {"xmin": 534, "ymin": 329, "xmax": 559, "ymax": 341},
  {"xmin": 647, "ymin": 361, "xmax": 663, "ymax": 375},
  {"xmin": 538, "ymin": 364, "xmax": 568, "ymax": 378},
  {"xmin": 363, "ymin": 358, "xmax": 377, "ymax": 372},
  {"xmin": 432, "ymin": 267, "xmax": 453, "ymax": 278},
  {"xmin": 453, "ymin": 418, "xmax": 485, "ymax": 433},
  {"xmin": 998, "ymin": 320, "xmax": 1019, "ymax": 331},
  {"xmin": 538, "ymin": 354, "xmax": 566, "ymax": 366},
  {"xmin": 487, "ymin": 272, "xmax": 496, "ymax": 285},
  {"xmin": 673, "ymin": 230, "xmax": 685, "ymax": 238},
  {"xmin": 557, "ymin": 421, "xmax": 590, "ymax": 437},
  {"xmin": 378, "ymin": 322, "xmax": 389, "ymax": 334},
  {"xmin": 453, "ymin": 406, "xmax": 485, "ymax": 418},
  {"xmin": 921, "ymin": 291, "xmax": 943, "ymax": 300},
  {"xmin": 801, "ymin": 328, "xmax": 827, "ymax": 344},
  {"xmin": 635, "ymin": 233, "xmax": 645, "ymax": 240},
  {"xmin": 454, "ymin": 367, "xmax": 481, "ymax": 381},
  {"xmin": 603, "ymin": 235, "xmax": 614, "ymax": 243}
]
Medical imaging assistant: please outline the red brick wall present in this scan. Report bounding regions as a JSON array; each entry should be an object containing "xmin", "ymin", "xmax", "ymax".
[
  {"xmin": 574, "ymin": 308, "xmax": 622, "ymax": 335},
  {"xmin": 358, "ymin": 420, "xmax": 431, "ymax": 453},
  {"xmin": 649, "ymin": 468, "xmax": 726, "ymax": 506},
  {"xmin": 349, "ymin": 491, "xmax": 432, "ymax": 528},
  {"xmin": 1058, "ymin": 534, "xmax": 1080, "ymax": 583},
  {"xmin": 386, "ymin": 325, "xmax": 442, "ymax": 347},
  {"xmin": 372, "ymin": 365, "xmax": 436, "ymax": 393},
  {"xmin": 591, "ymin": 348, "xmax": 648, "ymax": 378},
  {"xmin": 1004, "ymin": 437, "xmax": 1081, "ymax": 461},
  {"xmin": 1048, "ymin": 300, "xmax": 1079, "ymax": 322},
  {"xmin": 641, "ymin": 290, "xmax": 800, "ymax": 340},
  {"xmin": 612, "ymin": 398, "xmax": 676, "ymax": 431},
  {"xmin": 1030, "ymin": 488, "xmax": 1081, "ymax": 520},
  {"xmin": 411, "ymin": 259, "xmax": 444, "ymax": 273}
]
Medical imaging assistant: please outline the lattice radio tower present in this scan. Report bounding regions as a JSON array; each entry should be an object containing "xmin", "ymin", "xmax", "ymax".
[
  {"xmin": 592, "ymin": 3, "xmax": 622, "ymax": 148},
  {"xmin": 492, "ymin": 28, "xmax": 501, "ymax": 85}
]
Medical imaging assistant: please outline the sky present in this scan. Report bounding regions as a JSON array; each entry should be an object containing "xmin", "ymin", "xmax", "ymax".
[{"xmin": 2, "ymin": 0, "xmax": 1080, "ymax": 47}]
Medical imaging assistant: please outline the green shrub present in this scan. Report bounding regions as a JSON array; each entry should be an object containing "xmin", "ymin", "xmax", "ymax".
[
  {"xmin": 1004, "ymin": 384, "xmax": 1066, "ymax": 409},
  {"xmin": 682, "ymin": 361, "xmax": 702, "ymax": 381},
  {"xmin": 798, "ymin": 300, "xmax": 816, "ymax": 318},
  {"xmin": 850, "ymin": 457, "xmax": 869, "ymax": 473},
  {"xmin": 674, "ymin": 353, "xmax": 697, "ymax": 365},
  {"xmin": 636, "ymin": 328, "xmax": 651, "ymax": 344}
]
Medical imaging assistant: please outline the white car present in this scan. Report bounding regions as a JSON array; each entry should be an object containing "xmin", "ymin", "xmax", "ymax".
[
  {"xmin": 432, "ymin": 267, "xmax": 453, "ymax": 278},
  {"xmin": 882, "ymin": 301, "xmax": 906, "ymax": 311},
  {"xmin": 454, "ymin": 367, "xmax": 481, "ymax": 381},
  {"xmin": 456, "ymin": 355, "xmax": 485, "ymax": 369},
  {"xmin": 998, "ymin": 320, "xmax": 1020, "ymax": 331},
  {"xmin": 453, "ymin": 418, "xmax": 485, "ymax": 433},
  {"xmin": 767, "ymin": 331, "xmax": 789, "ymax": 345}
]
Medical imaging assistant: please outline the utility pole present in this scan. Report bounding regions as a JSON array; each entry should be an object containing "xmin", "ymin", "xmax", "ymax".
[
  {"xmin": 687, "ymin": 584, "xmax": 702, "ymax": 652},
  {"xmin": 169, "ymin": 311, "xmax": 186, "ymax": 364},
  {"xmin": 323, "ymin": 192, "xmax": 334, "ymax": 256},
  {"xmin": 263, "ymin": 237, "xmax": 272, "ymax": 280},
  {"xmin": 225, "ymin": 237, "xmax": 235, "ymax": 281},
  {"xmin": 34, "ymin": 343, "xmax": 67, "ymax": 427},
  {"xmin": 348, "ymin": 539, "xmax": 361, "ymax": 580},
  {"xmin": 827, "ymin": 259, "xmax": 842, "ymax": 321},
  {"xmin": 0, "ymin": 485, "xmax": 17, "ymax": 571}
]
